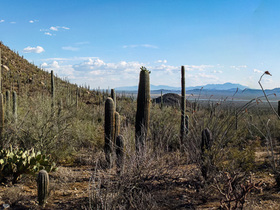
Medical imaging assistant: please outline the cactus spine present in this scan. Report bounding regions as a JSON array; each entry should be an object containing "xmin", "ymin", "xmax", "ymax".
[
  {"xmin": 104, "ymin": 97, "xmax": 115, "ymax": 167},
  {"xmin": 37, "ymin": 170, "xmax": 49, "ymax": 207},
  {"xmin": 180, "ymin": 66, "xmax": 186, "ymax": 144},
  {"xmin": 116, "ymin": 135, "xmax": 124, "ymax": 174},
  {"xmin": 135, "ymin": 66, "xmax": 150, "ymax": 153}
]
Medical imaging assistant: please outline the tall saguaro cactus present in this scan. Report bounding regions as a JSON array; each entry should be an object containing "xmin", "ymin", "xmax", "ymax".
[
  {"xmin": 180, "ymin": 66, "xmax": 186, "ymax": 144},
  {"xmin": 0, "ymin": 48, "xmax": 2, "ymax": 93},
  {"xmin": 12, "ymin": 91, "xmax": 17, "ymax": 123},
  {"xmin": 37, "ymin": 170, "xmax": 49, "ymax": 207},
  {"xmin": 111, "ymin": 89, "xmax": 116, "ymax": 110},
  {"xmin": 114, "ymin": 111, "xmax": 120, "ymax": 143},
  {"xmin": 135, "ymin": 66, "xmax": 150, "ymax": 153},
  {"xmin": 0, "ymin": 93, "xmax": 4, "ymax": 137},
  {"xmin": 51, "ymin": 70, "xmax": 55, "ymax": 99},
  {"xmin": 104, "ymin": 97, "xmax": 115, "ymax": 167},
  {"xmin": 5, "ymin": 90, "xmax": 10, "ymax": 121}
]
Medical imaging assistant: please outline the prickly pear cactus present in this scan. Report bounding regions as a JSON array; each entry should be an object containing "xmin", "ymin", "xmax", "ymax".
[{"xmin": 37, "ymin": 170, "xmax": 49, "ymax": 207}]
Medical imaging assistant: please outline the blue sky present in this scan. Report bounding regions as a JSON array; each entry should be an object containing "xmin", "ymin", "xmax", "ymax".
[{"xmin": 0, "ymin": 0, "xmax": 280, "ymax": 89}]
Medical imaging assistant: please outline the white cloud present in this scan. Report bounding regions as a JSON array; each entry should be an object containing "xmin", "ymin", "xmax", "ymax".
[
  {"xmin": 44, "ymin": 32, "xmax": 53, "ymax": 36},
  {"xmin": 0, "ymin": 20, "xmax": 4, "ymax": 23},
  {"xmin": 212, "ymin": 70, "xmax": 223, "ymax": 74},
  {"xmin": 23, "ymin": 46, "xmax": 45, "ymax": 53},
  {"xmin": 230, "ymin": 65, "xmax": 247, "ymax": 71},
  {"xmin": 253, "ymin": 69, "xmax": 263, "ymax": 74},
  {"xmin": 50, "ymin": 26, "xmax": 70, "ymax": 31},
  {"xmin": 155, "ymin": 59, "xmax": 167, "ymax": 63},
  {"xmin": 123, "ymin": 44, "xmax": 158, "ymax": 49},
  {"xmin": 50, "ymin": 26, "xmax": 58, "ymax": 31},
  {"xmin": 62, "ymin": 46, "xmax": 79, "ymax": 51},
  {"xmin": 29, "ymin": 20, "xmax": 34, "ymax": 23}
]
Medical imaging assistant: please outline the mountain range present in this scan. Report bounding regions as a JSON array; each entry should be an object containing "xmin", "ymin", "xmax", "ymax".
[{"xmin": 116, "ymin": 82, "xmax": 248, "ymax": 91}]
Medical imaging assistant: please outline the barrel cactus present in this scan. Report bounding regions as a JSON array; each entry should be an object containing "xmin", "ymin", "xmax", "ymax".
[
  {"xmin": 135, "ymin": 66, "xmax": 150, "ymax": 153},
  {"xmin": 37, "ymin": 170, "xmax": 49, "ymax": 207}
]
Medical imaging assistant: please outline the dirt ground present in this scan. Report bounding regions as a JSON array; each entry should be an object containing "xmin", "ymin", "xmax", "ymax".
[{"xmin": 0, "ymin": 149, "xmax": 280, "ymax": 209}]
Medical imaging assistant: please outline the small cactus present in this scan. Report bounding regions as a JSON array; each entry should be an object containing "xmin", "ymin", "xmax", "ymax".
[
  {"xmin": 104, "ymin": 97, "xmax": 115, "ymax": 167},
  {"xmin": 135, "ymin": 67, "xmax": 150, "ymax": 153},
  {"xmin": 180, "ymin": 66, "xmax": 186, "ymax": 144},
  {"xmin": 201, "ymin": 128, "xmax": 213, "ymax": 180},
  {"xmin": 116, "ymin": 135, "xmax": 124, "ymax": 174},
  {"xmin": 37, "ymin": 170, "xmax": 49, "ymax": 207}
]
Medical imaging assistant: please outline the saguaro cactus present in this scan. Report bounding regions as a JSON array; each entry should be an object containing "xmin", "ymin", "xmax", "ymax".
[
  {"xmin": 185, "ymin": 115, "xmax": 189, "ymax": 136},
  {"xmin": 180, "ymin": 66, "xmax": 186, "ymax": 144},
  {"xmin": 114, "ymin": 112, "xmax": 120, "ymax": 143},
  {"xmin": 0, "ymin": 93, "xmax": 4, "ymax": 137},
  {"xmin": 5, "ymin": 90, "xmax": 10, "ymax": 121},
  {"xmin": 104, "ymin": 97, "xmax": 115, "ymax": 167},
  {"xmin": 201, "ymin": 128, "xmax": 213, "ymax": 179},
  {"xmin": 111, "ymin": 89, "xmax": 116, "ymax": 110},
  {"xmin": 116, "ymin": 135, "xmax": 124, "ymax": 174},
  {"xmin": 12, "ymin": 91, "xmax": 17, "ymax": 123},
  {"xmin": 135, "ymin": 66, "xmax": 150, "ymax": 153},
  {"xmin": 0, "ymin": 48, "xmax": 2, "ymax": 93},
  {"xmin": 51, "ymin": 70, "xmax": 55, "ymax": 99},
  {"xmin": 37, "ymin": 170, "xmax": 49, "ymax": 207}
]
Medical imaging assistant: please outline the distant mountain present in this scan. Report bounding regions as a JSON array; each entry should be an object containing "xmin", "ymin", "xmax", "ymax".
[{"xmin": 116, "ymin": 82, "xmax": 248, "ymax": 91}]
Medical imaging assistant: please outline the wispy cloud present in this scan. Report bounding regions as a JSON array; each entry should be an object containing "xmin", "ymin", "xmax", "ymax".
[
  {"xmin": 23, "ymin": 46, "xmax": 45, "ymax": 53},
  {"xmin": 230, "ymin": 65, "xmax": 247, "ymax": 71},
  {"xmin": 253, "ymin": 69, "xmax": 263, "ymax": 74},
  {"xmin": 44, "ymin": 32, "xmax": 54, "ymax": 36},
  {"xmin": 10, "ymin": 22, "xmax": 16, "ymax": 24},
  {"xmin": 62, "ymin": 46, "xmax": 79, "ymax": 51},
  {"xmin": 29, "ymin": 20, "xmax": 38, "ymax": 23},
  {"xmin": 123, "ymin": 44, "xmax": 158, "ymax": 49},
  {"xmin": 0, "ymin": 20, "xmax": 4, "ymax": 23},
  {"xmin": 155, "ymin": 59, "xmax": 167, "ymax": 63},
  {"xmin": 50, "ymin": 26, "xmax": 70, "ymax": 31}
]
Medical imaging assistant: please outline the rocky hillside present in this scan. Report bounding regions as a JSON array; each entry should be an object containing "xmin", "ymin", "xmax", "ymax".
[{"xmin": 0, "ymin": 41, "xmax": 98, "ymax": 103}]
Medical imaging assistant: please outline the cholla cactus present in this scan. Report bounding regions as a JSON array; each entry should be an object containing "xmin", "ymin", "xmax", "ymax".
[
  {"xmin": 37, "ymin": 170, "xmax": 49, "ymax": 207},
  {"xmin": 135, "ymin": 66, "xmax": 150, "ymax": 153}
]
